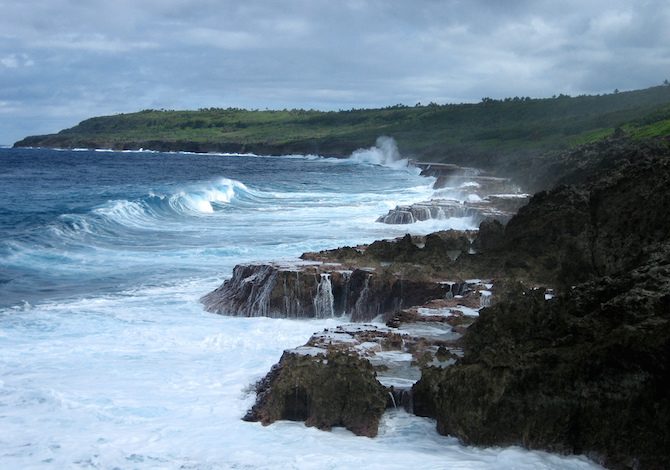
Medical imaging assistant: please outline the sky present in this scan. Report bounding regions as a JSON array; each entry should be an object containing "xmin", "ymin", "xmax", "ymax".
[{"xmin": 1, "ymin": 0, "xmax": 669, "ymax": 144}]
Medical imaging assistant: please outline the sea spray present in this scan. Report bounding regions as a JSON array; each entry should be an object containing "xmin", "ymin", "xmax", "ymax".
[{"xmin": 349, "ymin": 136, "xmax": 410, "ymax": 170}]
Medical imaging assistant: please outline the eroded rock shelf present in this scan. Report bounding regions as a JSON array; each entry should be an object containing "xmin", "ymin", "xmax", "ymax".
[
  {"xmin": 200, "ymin": 260, "xmax": 477, "ymax": 322},
  {"xmin": 242, "ymin": 278, "xmax": 493, "ymax": 436}
]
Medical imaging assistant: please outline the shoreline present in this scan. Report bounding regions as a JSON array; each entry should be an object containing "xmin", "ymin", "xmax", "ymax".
[{"xmin": 202, "ymin": 137, "xmax": 670, "ymax": 469}]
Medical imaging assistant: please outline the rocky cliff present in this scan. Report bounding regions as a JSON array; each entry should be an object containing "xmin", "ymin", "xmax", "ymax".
[
  {"xmin": 414, "ymin": 249, "xmax": 670, "ymax": 469},
  {"xmin": 499, "ymin": 149, "xmax": 670, "ymax": 285},
  {"xmin": 413, "ymin": 144, "xmax": 670, "ymax": 469}
]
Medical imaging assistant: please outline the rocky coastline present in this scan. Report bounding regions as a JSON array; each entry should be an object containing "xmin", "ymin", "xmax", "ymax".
[
  {"xmin": 12, "ymin": 135, "xmax": 360, "ymax": 159},
  {"xmin": 202, "ymin": 138, "xmax": 670, "ymax": 470}
]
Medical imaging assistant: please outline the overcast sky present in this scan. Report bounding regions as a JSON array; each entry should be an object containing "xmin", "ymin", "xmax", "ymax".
[{"xmin": 1, "ymin": 0, "xmax": 669, "ymax": 144}]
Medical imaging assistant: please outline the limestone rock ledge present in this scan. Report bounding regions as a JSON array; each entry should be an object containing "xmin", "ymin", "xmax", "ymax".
[
  {"xmin": 376, "ymin": 197, "xmax": 529, "ymax": 225},
  {"xmin": 379, "ymin": 162, "xmax": 529, "ymax": 226},
  {"xmin": 242, "ymin": 280, "xmax": 490, "ymax": 437},
  {"xmin": 200, "ymin": 261, "xmax": 450, "ymax": 322}
]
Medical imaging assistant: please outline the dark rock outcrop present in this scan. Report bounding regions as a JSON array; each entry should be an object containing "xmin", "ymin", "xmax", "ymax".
[
  {"xmin": 201, "ymin": 260, "xmax": 449, "ymax": 322},
  {"xmin": 244, "ymin": 348, "xmax": 388, "ymax": 437},
  {"xmin": 506, "ymin": 137, "xmax": 670, "ymax": 193},
  {"xmin": 473, "ymin": 219, "xmax": 505, "ymax": 252},
  {"xmin": 303, "ymin": 232, "xmax": 478, "ymax": 268},
  {"xmin": 413, "ymin": 250, "xmax": 670, "ymax": 469},
  {"xmin": 499, "ymin": 153, "xmax": 670, "ymax": 286},
  {"xmin": 413, "ymin": 146, "xmax": 670, "ymax": 469}
]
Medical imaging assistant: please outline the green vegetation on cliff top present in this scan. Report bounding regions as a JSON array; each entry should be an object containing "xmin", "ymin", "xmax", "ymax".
[{"xmin": 14, "ymin": 85, "xmax": 670, "ymax": 165}]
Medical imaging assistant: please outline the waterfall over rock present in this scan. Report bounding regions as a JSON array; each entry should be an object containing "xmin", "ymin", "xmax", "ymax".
[
  {"xmin": 201, "ymin": 262, "xmax": 449, "ymax": 322},
  {"xmin": 479, "ymin": 290, "xmax": 492, "ymax": 308},
  {"xmin": 313, "ymin": 273, "xmax": 335, "ymax": 318}
]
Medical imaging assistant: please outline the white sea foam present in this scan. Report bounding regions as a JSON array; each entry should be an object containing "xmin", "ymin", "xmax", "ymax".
[{"xmin": 0, "ymin": 285, "xmax": 601, "ymax": 470}]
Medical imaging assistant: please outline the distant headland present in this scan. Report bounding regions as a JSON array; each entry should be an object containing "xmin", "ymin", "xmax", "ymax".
[{"xmin": 14, "ymin": 85, "xmax": 670, "ymax": 170}]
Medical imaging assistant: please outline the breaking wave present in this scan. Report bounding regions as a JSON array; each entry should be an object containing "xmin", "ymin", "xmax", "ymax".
[
  {"xmin": 166, "ymin": 178, "xmax": 252, "ymax": 214},
  {"xmin": 106, "ymin": 177, "xmax": 254, "ymax": 218},
  {"xmin": 44, "ymin": 178, "xmax": 260, "ymax": 242}
]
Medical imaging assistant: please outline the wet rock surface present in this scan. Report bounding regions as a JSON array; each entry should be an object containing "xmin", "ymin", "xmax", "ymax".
[
  {"xmin": 414, "ymin": 250, "xmax": 670, "ymax": 469},
  {"xmin": 301, "ymin": 232, "xmax": 482, "ymax": 274},
  {"xmin": 376, "ymin": 197, "xmax": 526, "ymax": 225},
  {"xmin": 499, "ymin": 151, "xmax": 670, "ymax": 286},
  {"xmin": 243, "ymin": 280, "xmax": 491, "ymax": 436},
  {"xmin": 243, "ymin": 347, "xmax": 388, "ymax": 437},
  {"xmin": 412, "ymin": 146, "xmax": 670, "ymax": 469},
  {"xmin": 201, "ymin": 259, "xmax": 451, "ymax": 322}
]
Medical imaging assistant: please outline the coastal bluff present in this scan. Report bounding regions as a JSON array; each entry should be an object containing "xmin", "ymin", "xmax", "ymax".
[{"xmin": 412, "ymin": 144, "xmax": 670, "ymax": 470}]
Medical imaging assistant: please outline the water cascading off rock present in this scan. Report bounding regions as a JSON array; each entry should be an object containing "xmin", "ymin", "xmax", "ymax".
[{"xmin": 200, "ymin": 262, "xmax": 449, "ymax": 322}]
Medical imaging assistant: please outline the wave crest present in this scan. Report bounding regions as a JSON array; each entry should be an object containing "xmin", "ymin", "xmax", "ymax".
[
  {"xmin": 169, "ymin": 178, "xmax": 250, "ymax": 214},
  {"xmin": 50, "ymin": 177, "xmax": 256, "ymax": 240}
]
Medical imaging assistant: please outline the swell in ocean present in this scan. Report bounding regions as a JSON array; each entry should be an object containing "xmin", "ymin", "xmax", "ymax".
[{"xmin": 0, "ymin": 143, "xmax": 600, "ymax": 469}]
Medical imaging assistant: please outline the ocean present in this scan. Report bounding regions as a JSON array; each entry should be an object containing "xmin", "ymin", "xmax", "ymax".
[{"xmin": 0, "ymin": 145, "xmax": 600, "ymax": 469}]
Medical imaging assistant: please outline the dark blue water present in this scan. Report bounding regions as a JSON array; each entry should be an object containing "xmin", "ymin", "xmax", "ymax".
[{"xmin": 0, "ymin": 147, "xmax": 437, "ymax": 308}]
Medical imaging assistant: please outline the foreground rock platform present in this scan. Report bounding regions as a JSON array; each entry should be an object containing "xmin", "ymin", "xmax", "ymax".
[
  {"xmin": 243, "ymin": 280, "xmax": 491, "ymax": 436},
  {"xmin": 243, "ymin": 346, "xmax": 388, "ymax": 437}
]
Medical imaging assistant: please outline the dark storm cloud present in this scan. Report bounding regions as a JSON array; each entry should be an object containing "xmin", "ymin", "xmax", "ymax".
[{"xmin": 1, "ymin": 0, "xmax": 668, "ymax": 143}]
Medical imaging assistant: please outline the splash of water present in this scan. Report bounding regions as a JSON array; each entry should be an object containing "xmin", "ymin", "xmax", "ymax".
[{"xmin": 349, "ymin": 136, "xmax": 409, "ymax": 170}]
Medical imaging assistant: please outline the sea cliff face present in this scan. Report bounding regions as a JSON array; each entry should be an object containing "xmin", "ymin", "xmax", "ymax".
[
  {"xmin": 412, "ymin": 147, "xmax": 670, "ymax": 470},
  {"xmin": 413, "ymin": 249, "xmax": 670, "ymax": 469}
]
